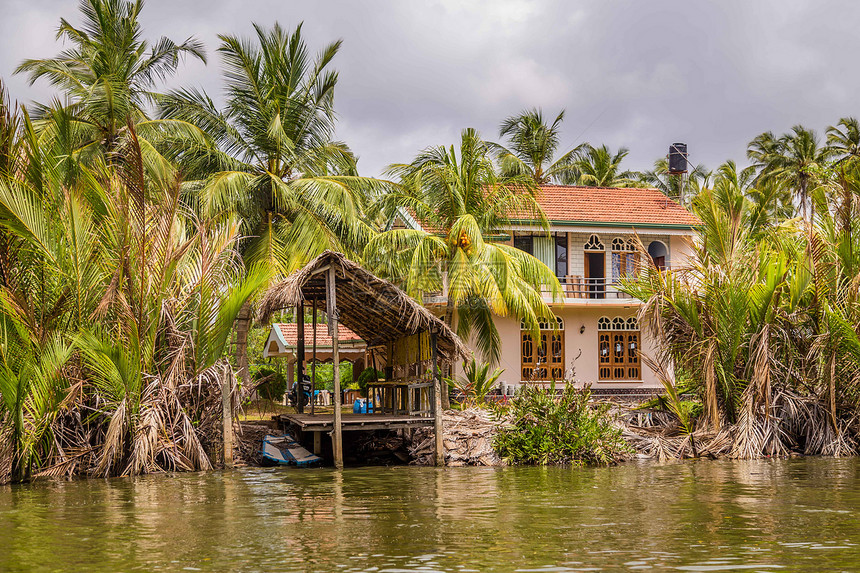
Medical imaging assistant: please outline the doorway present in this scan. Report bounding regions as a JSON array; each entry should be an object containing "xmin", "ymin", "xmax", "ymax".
[
  {"xmin": 585, "ymin": 252, "xmax": 605, "ymax": 299},
  {"xmin": 648, "ymin": 240, "xmax": 668, "ymax": 271}
]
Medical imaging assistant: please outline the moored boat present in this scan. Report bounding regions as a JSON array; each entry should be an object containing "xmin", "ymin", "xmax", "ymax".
[{"xmin": 261, "ymin": 434, "xmax": 323, "ymax": 467}]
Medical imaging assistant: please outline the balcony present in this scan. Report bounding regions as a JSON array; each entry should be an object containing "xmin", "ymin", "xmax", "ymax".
[
  {"xmin": 548, "ymin": 276, "xmax": 627, "ymax": 300},
  {"xmin": 422, "ymin": 266, "xmax": 667, "ymax": 307},
  {"xmin": 541, "ymin": 272, "xmax": 663, "ymax": 304}
]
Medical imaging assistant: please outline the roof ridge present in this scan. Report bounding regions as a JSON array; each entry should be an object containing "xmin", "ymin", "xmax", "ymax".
[{"xmin": 537, "ymin": 184, "xmax": 662, "ymax": 192}]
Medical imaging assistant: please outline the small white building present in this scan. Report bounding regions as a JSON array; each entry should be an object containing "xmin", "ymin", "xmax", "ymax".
[{"xmin": 263, "ymin": 322, "xmax": 367, "ymax": 384}]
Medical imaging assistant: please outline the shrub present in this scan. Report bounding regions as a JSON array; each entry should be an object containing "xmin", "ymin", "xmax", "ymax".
[
  {"xmin": 445, "ymin": 360, "xmax": 503, "ymax": 408},
  {"xmin": 356, "ymin": 367, "xmax": 382, "ymax": 397},
  {"xmin": 252, "ymin": 366, "xmax": 287, "ymax": 401},
  {"xmin": 494, "ymin": 383, "xmax": 632, "ymax": 466}
]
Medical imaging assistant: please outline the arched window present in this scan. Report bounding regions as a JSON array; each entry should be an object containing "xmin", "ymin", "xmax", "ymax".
[
  {"xmin": 520, "ymin": 316, "xmax": 565, "ymax": 382},
  {"xmin": 611, "ymin": 237, "xmax": 639, "ymax": 280},
  {"xmin": 521, "ymin": 316, "xmax": 564, "ymax": 330},
  {"xmin": 611, "ymin": 237, "xmax": 632, "ymax": 251},
  {"xmin": 597, "ymin": 316, "xmax": 641, "ymax": 381},
  {"xmin": 584, "ymin": 234, "xmax": 604, "ymax": 251}
]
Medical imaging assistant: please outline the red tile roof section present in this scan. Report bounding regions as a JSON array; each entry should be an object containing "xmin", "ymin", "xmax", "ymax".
[
  {"xmin": 528, "ymin": 185, "xmax": 700, "ymax": 227},
  {"xmin": 401, "ymin": 185, "xmax": 699, "ymax": 231},
  {"xmin": 276, "ymin": 323, "xmax": 364, "ymax": 348}
]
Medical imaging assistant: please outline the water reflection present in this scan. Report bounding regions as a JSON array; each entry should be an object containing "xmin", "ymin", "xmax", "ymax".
[{"xmin": 1, "ymin": 459, "xmax": 859, "ymax": 571}]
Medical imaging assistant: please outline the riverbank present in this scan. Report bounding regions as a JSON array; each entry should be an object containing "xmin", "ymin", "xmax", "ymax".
[
  {"xmin": 235, "ymin": 396, "xmax": 852, "ymax": 469},
  {"xmin": 230, "ymin": 404, "xmax": 665, "ymax": 469}
]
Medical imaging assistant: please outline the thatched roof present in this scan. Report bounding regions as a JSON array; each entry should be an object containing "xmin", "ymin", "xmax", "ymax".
[{"xmin": 258, "ymin": 251, "xmax": 469, "ymax": 362}]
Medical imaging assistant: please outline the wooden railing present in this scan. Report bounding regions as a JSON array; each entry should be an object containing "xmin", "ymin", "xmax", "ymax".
[
  {"xmin": 543, "ymin": 276, "xmax": 614, "ymax": 299},
  {"xmin": 366, "ymin": 381, "xmax": 434, "ymax": 416}
]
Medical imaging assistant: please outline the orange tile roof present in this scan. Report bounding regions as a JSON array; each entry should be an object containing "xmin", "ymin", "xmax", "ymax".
[
  {"xmin": 400, "ymin": 185, "xmax": 699, "ymax": 232},
  {"xmin": 276, "ymin": 323, "xmax": 364, "ymax": 348},
  {"xmin": 525, "ymin": 185, "xmax": 700, "ymax": 228}
]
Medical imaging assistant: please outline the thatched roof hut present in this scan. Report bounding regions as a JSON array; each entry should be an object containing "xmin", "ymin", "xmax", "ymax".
[{"xmin": 258, "ymin": 251, "xmax": 468, "ymax": 362}]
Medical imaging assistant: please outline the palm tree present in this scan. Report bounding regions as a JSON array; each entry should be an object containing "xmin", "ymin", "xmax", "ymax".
[
  {"xmin": 622, "ymin": 158, "xmax": 860, "ymax": 457},
  {"xmin": 159, "ymin": 22, "xmax": 384, "ymax": 383},
  {"xmin": 366, "ymin": 128, "xmax": 561, "ymax": 366},
  {"xmin": 0, "ymin": 109, "xmax": 264, "ymax": 481},
  {"xmin": 747, "ymin": 125, "xmax": 832, "ymax": 221},
  {"xmin": 15, "ymin": 0, "xmax": 207, "ymax": 177},
  {"xmin": 708, "ymin": 161, "xmax": 792, "ymax": 236},
  {"xmin": 566, "ymin": 144, "xmax": 640, "ymax": 187},
  {"xmin": 492, "ymin": 108, "xmax": 584, "ymax": 184},
  {"xmin": 0, "ymin": 80, "xmax": 21, "ymax": 178},
  {"xmin": 622, "ymin": 169, "xmax": 809, "ymax": 452},
  {"xmin": 827, "ymin": 117, "xmax": 860, "ymax": 166},
  {"xmin": 639, "ymin": 157, "xmax": 709, "ymax": 206}
]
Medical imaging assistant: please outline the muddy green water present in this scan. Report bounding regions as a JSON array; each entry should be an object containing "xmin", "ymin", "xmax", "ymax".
[{"xmin": 2, "ymin": 459, "xmax": 860, "ymax": 572}]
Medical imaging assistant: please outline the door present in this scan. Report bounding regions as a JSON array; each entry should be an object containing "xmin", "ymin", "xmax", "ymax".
[{"xmin": 585, "ymin": 252, "xmax": 605, "ymax": 299}]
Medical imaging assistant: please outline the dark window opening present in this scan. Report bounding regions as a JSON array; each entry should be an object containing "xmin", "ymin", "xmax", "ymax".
[
  {"xmin": 514, "ymin": 235, "xmax": 533, "ymax": 255},
  {"xmin": 555, "ymin": 234, "xmax": 567, "ymax": 278}
]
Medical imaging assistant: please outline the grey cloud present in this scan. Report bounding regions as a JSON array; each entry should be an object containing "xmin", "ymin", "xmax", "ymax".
[{"xmin": 2, "ymin": 0, "xmax": 859, "ymax": 177}]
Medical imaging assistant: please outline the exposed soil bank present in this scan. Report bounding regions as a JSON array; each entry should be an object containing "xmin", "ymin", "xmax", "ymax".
[{"xmin": 235, "ymin": 397, "xmax": 842, "ymax": 469}]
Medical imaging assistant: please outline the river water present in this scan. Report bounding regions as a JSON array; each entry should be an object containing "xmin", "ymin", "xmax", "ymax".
[{"xmin": 1, "ymin": 458, "xmax": 860, "ymax": 572}]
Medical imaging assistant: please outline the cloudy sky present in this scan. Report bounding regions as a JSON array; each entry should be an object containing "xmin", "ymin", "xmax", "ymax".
[{"xmin": 2, "ymin": 0, "xmax": 857, "ymax": 177}]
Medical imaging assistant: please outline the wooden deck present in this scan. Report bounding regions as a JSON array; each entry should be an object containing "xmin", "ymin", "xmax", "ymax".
[{"xmin": 278, "ymin": 413, "xmax": 434, "ymax": 432}]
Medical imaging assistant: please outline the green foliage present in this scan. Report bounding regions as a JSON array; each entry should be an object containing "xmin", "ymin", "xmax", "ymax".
[
  {"xmin": 295, "ymin": 361, "xmax": 354, "ymax": 391},
  {"xmin": 492, "ymin": 108, "xmax": 584, "ymax": 184},
  {"xmin": 494, "ymin": 384, "xmax": 632, "ymax": 466},
  {"xmin": 622, "ymin": 149, "xmax": 860, "ymax": 457},
  {"xmin": 356, "ymin": 367, "xmax": 381, "ymax": 397},
  {"xmin": 15, "ymin": 0, "xmax": 207, "ymax": 175},
  {"xmin": 446, "ymin": 360, "xmax": 503, "ymax": 408},
  {"xmin": 564, "ymin": 144, "xmax": 641, "ymax": 188},
  {"xmin": 252, "ymin": 366, "xmax": 287, "ymax": 402},
  {"xmin": 639, "ymin": 374, "xmax": 702, "ymax": 435},
  {"xmin": 159, "ymin": 21, "xmax": 380, "ymax": 276}
]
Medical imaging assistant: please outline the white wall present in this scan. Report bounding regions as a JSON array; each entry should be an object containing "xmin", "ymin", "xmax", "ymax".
[{"xmin": 491, "ymin": 306, "xmax": 663, "ymax": 390}]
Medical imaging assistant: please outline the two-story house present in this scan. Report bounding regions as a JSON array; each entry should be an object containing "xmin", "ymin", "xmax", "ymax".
[
  {"xmin": 496, "ymin": 185, "xmax": 698, "ymax": 395},
  {"xmin": 400, "ymin": 184, "xmax": 699, "ymax": 395}
]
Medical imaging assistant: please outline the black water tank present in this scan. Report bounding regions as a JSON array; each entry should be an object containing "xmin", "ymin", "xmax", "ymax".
[{"xmin": 668, "ymin": 143, "xmax": 688, "ymax": 174}]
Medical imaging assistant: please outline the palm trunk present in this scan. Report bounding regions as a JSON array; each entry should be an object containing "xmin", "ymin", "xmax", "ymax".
[
  {"xmin": 828, "ymin": 352, "xmax": 838, "ymax": 432},
  {"xmin": 800, "ymin": 178, "xmax": 809, "ymax": 223},
  {"xmin": 441, "ymin": 297, "xmax": 454, "ymax": 410},
  {"xmin": 234, "ymin": 302, "xmax": 252, "ymax": 389},
  {"xmin": 10, "ymin": 428, "xmax": 25, "ymax": 484}
]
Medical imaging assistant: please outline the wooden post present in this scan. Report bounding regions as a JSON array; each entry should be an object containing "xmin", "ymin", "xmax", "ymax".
[
  {"xmin": 296, "ymin": 303, "xmax": 305, "ymax": 413},
  {"xmin": 222, "ymin": 373, "xmax": 234, "ymax": 468},
  {"xmin": 285, "ymin": 361, "xmax": 294, "ymax": 406},
  {"xmin": 313, "ymin": 431, "xmax": 321, "ymax": 455},
  {"xmin": 370, "ymin": 350, "xmax": 378, "ymax": 414},
  {"xmin": 431, "ymin": 331, "xmax": 444, "ymax": 467},
  {"xmin": 311, "ymin": 299, "xmax": 319, "ymax": 416},
  {"xmin": 327, "ymin": 266, "xmax": 344, "ymax": 469},
  {"xmin": 311, "ymin": 299, "xmax": 317, "ymax": 416}
]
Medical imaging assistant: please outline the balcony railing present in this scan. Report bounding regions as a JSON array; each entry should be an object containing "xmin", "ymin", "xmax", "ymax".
[
  {"xmin": 544, "ymin": 276, "xmax": 624, "ymax": 299},
  {"xmin": 422, "ymin": 264, "xmax": 670, "ymax": 304}
]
